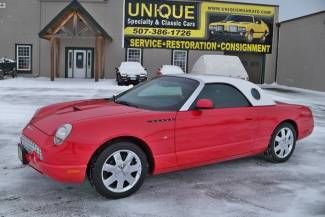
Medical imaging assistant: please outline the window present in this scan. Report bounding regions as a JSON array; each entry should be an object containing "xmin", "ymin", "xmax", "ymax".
[
  {"xmin": 76, "ymin": 52, "xmax": 84, "ymax": 69},
  {"xmin": 172, "ymin": 50, "xmax": 187, "ymax": 73},
  {"xmin": 127, "ymin": 48, "xmax": 142, "ymax": 63},
  {"xmin": 251, "ymin": 88, "xmax": 261, "ymax": 100},
  {"xmin": 192, "ymin": 83, "xmax": 251, "ymax": 109},
  {"xmin": 116, "ymin": 76, "xmax": 199, "ymax": 111},
  {"xmin": 15, "ymin": 44, "xmax": 32, "ymax": 73}
]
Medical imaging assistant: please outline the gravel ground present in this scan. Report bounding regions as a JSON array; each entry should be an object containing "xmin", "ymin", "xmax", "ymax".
[{"xmin": 0, "ymin": 78, "xmax": 324, "ymax": 217}]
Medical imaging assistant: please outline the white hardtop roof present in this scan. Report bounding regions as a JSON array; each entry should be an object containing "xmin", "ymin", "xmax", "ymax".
[{"xmin": 174, "ymin": 74, "xmax": 275, "ymax": 107}]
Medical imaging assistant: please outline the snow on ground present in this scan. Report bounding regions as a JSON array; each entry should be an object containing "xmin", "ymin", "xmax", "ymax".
[{"xmin": 0, "ymin": 78, "xmax": 324, "ymax": 217}]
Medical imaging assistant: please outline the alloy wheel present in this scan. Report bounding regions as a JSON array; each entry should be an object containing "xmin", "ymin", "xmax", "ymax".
[
  {"xmin": 274, "ymin": 127, "xmax": 294, "ymax": 159},
  {"xmin": 101, "ymin": 150, "xmax": 142, "ymax": 193}
]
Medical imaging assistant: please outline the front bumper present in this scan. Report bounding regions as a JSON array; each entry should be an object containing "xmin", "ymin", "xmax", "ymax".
[
  {"xmin": 18, "ymin": 125, "xmax": 86, "ymax": 183},
  {"xmin": 209, "ymin": 30, "xmax": 247, "ymax": 41},
  {"xmin": 120, "ymin": 75, "xmax": 147, "ymax": 84}
]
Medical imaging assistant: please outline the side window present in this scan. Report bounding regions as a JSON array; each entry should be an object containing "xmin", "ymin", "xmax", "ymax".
[
  {"xmin": 192, "ymin": 83, "xmax": 251, "ymax": 109},
  {"xmin": 172, "ymin": 50, "xmax": 187, "ymax": 73},
  {"xmin": 126, "ymin": 48, "xmax": 142, "ymax": 63}
]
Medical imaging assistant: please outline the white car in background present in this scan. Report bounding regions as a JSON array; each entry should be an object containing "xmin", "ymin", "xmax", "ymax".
[
  {"xmin": 191, "ymin": 55, "xmax": 249, "ymax": 80},
  {"xmin": 156, "ymin": 65, "xmax": 185, "ymax": 76},
  {"xmin": 116, "ymin": 62, "xmax": 148, "ymax": 86}
]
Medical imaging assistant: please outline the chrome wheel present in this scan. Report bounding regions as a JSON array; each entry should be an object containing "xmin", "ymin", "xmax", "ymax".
[
  {"xmin": 101, "ymin": 150, "xmax": 142, "ymax": 193},
  {"xmin": 274, "ymin": 127, "xmax": 294, "ymax": 159}
]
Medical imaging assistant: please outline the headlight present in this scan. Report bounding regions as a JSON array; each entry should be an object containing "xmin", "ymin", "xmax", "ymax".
[
  {"xmin": 54, "ymin": 124, "xmax": 72, "ymax": 145},
  {"xmin": 216, "ymin": 25, "xmax": 224, "ymax": 31},
  {"xmin": 229, "ymin": 25, "xmax": 238, "ymax": 32}
]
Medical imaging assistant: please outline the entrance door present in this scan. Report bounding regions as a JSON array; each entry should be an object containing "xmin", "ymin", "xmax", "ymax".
[
  {"xmin": 66, "ymin": 48, "xmax": 93, "ymax": 78},
  {"xmin": 225, "ymin": 52, "xmax": 265, "ymax": 84},
  {"xmin": 74, "ymin": 50, "xmax": 86, "ymax": 78}
]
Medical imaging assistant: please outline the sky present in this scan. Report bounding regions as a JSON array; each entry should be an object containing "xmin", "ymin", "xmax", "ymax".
[{"xmin": 225, "ymin": 0, "xmax": 325, "ymax": 21}]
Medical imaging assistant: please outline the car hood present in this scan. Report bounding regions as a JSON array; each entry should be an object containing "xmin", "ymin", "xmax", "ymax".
[
  {"xmin": 119, "ymin": 67, "xmax": 147, "ymax": 76},
  {"xmin": 211, "ymin": 21, "xmax": 251, "ymax": 26},
  {"xmin": 30, "ymin": 99, "xmax": 140, "ymax": 135}
]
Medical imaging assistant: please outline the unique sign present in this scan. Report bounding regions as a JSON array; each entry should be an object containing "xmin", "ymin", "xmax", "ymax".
[
  {"xmin": 123, "ymin": 0, "xmax": 275, "ymax": 54},
  {"xmin": 0, "ymin": 2, "xmax": 6, "ymax": 8}
]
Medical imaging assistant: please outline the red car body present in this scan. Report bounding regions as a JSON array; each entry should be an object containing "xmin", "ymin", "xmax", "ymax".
[{"xmin": 20, "ymin": 97, "xmax": 313, "ymax": 183}]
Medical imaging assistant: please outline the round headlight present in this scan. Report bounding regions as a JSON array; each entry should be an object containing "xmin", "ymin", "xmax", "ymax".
[{"xmin": 54, "ymin": 124, "xmax": 72, "ymax": 145}]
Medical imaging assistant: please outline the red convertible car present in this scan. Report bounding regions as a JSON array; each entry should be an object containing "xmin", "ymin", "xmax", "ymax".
[{"xmin": 18, "ymin": 75, "xmax": 314, "ymax": 199}]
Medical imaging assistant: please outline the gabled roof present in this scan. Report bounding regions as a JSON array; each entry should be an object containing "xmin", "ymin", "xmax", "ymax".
[{"xmin": 39, "ymin": 0, "xmax": 112, "ymax": 40}]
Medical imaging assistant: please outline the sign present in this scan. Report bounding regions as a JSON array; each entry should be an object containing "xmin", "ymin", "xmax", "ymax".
[
  {"xmin": 0, "ymin": 2, "xmax": 6, "ymax": 8},
  {"xmin": 123, "ymin": 0, "xmax": 275, "ymax": 54}
]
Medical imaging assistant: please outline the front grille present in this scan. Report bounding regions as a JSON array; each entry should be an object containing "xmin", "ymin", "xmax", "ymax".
[{"xmin": 21, "ymin": 136, "xmax": 43, "ymax": 160}]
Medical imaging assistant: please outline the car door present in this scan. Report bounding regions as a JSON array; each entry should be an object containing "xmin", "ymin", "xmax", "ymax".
[{"xmin": 175, "ymin": 83, "xmax": 259, "ymax": 166}]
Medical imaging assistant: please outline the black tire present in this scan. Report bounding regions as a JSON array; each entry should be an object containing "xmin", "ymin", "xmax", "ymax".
[
  {"xmin": 260, "ymin": 31, "xmax": 268, "ymax": 43},
  {"xmin": 0, "ymin": 70, "xmax": 4, "ymax": 80},
  {"xmin": 89, "ymin": 142, "xmax": 148, "ymax": 199},
  {"xmin": 264, "ymin": 123, "xmax": 297, "ymax": 163},
  {"xmin": 12, "ymin": 69, "xmax": 17, "ymax": 78},
  {"xmin": 246, "ymin": 30, "xmax": 254, "ymax": 43},
  {"xmin": 116, "ymin": 73, "xmax": 123, "ymax": 86}
]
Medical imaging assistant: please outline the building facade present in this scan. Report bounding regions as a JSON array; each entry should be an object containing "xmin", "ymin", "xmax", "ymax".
[
  {"xmin": 276, "ymin": 11, "xmax": 325, "ymax": 91},
  {"xmin": 0, "ymin": 0, "xmax": 279, "ymax": 84}
]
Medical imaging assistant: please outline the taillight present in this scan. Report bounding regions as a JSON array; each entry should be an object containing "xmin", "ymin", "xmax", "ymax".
[{"xmin": 156, "ymin": 70, "xmax": 162, "ymax": 76}]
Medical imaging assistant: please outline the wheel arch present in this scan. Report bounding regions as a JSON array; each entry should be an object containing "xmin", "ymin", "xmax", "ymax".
[
  {"xmin": 277, "ymin": 119, "xmax": 299, "ymax": 138},
  {"xmin": 87, "ymin": 136, "xmax": 155, "ymax": 177}
]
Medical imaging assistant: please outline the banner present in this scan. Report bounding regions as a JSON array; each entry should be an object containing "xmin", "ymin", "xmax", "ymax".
[{"xmin": 123, "ymin": 0, "xmax": 275, "ymax": 54}]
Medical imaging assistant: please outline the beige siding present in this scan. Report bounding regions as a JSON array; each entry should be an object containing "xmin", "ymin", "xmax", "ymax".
[
  {"xmin": 277, "ymin": 12, "xmax": 325, "ymax": 91},
  {"xmin": 0, "ymin": 0, "xmax": 40, "ymax": 75}
]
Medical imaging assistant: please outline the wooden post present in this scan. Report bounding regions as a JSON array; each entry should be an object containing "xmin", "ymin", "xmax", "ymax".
[
  {"xmin": 56, "ymin": 38, "xmax": 60, "ymax": 78},
  {"xmin": 50, "ymin": 37, "xmax": 60, "ymax": 81},
  {"xmin": 95, "ymin": 36, "xmax": 104, "ymax": 82},
  {"xmin": 50, "ymin": 38, "xmax": 55, "ymax": 81},
  {"xmin": 101, "ymin": 39, "xmax": 105, "ymax": 79}
]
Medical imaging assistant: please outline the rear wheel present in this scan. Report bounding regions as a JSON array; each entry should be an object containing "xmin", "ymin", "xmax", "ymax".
[
  {"xmin": 264, "ymin": 123, "xmax": 297, "ymax": 163},
  {"xmin": 0, "ymin": 70, "xmax": 4, "ymax": 80},
  {"xmin": 260, "ymin": 31, "xmax": 268, "ymax": 43},
  {"xmin": 89, "ymin": 142, "xmax": 148, "ymax": 199}
]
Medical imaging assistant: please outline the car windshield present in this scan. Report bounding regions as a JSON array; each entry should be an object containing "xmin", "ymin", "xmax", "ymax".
[
  {"xmin": 225, "ymin": 15, "xmax": 253, "ymax": 22},
  {"xmin": 115, "ymin": 76, "xmax": 199, "ymax": 111}
]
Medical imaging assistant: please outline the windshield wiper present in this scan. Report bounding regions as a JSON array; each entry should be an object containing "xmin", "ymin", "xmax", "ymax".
[{"xmin": 115, "ymin": 100, "xmax": 138, "ymax": 108}]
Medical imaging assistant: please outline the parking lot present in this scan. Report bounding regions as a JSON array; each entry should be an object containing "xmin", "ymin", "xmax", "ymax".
[{"xmin": 0, "ymin": 78, "xmax": 324, "ymax": 217}]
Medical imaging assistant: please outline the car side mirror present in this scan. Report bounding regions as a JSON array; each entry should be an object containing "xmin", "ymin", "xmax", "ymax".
[
  {"xmin": 115, "ymin": 67, "xmax": 118, "ymax": 71},
  {"xmin": 196, "ymin": 99, "xmax": 214, "ymax": 110}
]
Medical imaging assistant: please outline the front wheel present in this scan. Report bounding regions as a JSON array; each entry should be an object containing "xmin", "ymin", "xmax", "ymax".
[
  {"xmin": 89, "ymin": 142, "xmax": 148, "ymax": 199},
  {"xmin": 264, "ymin": 123, "xmax": 297, "ymax": 163}
]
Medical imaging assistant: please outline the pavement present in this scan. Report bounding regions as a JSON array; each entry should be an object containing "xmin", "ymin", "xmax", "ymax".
[{"xmin": 0, "ymin": 78, "xmax": 324, "ymax": 217}]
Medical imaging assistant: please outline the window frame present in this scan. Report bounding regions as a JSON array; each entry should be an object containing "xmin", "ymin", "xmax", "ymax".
[
  {"xmin": 15, "ymin": 44, "xmax": 33, "ymax": 73},
  {"xmin": 190, "ymin": 83, "xmax": 252, "ymax": 110},
  {"xmin": 126, "ymin": 48, "xmax": 142, "ymax": 64},
  {"xmin": 172, "ymin": 50, "xmax": 188, "ymax": 73}
]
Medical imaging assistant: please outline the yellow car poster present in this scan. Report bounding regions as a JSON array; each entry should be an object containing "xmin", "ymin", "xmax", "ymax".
[{"xmin": 123, "ymin": 0, "xmax": 275, "ymax": 54}]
